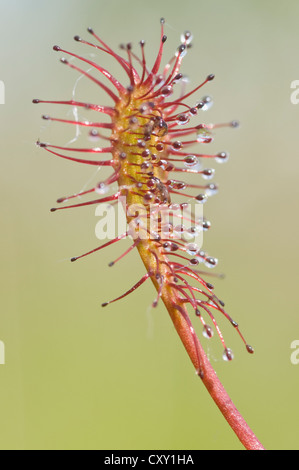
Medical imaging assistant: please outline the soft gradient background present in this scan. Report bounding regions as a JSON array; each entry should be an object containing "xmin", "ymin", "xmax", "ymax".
[{"xmin": 0, "ymin": 0, "xmax": 298, "ymax": 450}]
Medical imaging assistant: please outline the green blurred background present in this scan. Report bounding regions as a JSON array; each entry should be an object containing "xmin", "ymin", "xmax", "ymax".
[{"xmin": 1, "ymin": 0, "xmax": 299, "ymax": 450}]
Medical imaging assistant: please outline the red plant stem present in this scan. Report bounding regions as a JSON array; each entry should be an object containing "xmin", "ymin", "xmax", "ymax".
[
  {"xmin": 200, "ymin": 357, "xmax": 265, "ymax": 450},
  {"xmin": 137, "ymin": 244, "xmax": 264, "ymax": 450},
  {"xmin": 163, "ymin": 280, "xmax": 264, "ymax": 450}
]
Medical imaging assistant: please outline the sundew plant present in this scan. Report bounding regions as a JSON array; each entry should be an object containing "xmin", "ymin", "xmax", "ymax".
[{"xmin": 34, "ymin": 19, "xmax": 264, "ymax": 450}]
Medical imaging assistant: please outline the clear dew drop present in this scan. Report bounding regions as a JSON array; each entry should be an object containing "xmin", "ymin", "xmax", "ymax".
[
  {"xmin": 119, "ymin": 151, "xmax": 127, "ymax": 160},
  {"xmin": 201, "ymin": 95, "xmax": 214, "ymax": 111},
  {"xmin": 196, "ymin": 128, "xmax": 214, "ymax": 144},
  {"xmin": 141, "ymin": 148, "xmax": 151, "ymax": 159},
  {"xmin": 197, "ymin": 250, "xmax": 206, "ymax": 262},
  {"xmin": 154, "ymin": 74, "xmax": 164, "ymax": 87},
  {"xmin": 195, "ymin": 194, "xmax": 208, "ymax": 204},
  {"xmin": 175, "ymin": 44, "xmax": 187, "ymax": 58},
  {"xmin": 223, "ymin": 348, "xmax": 234, "ymax": 361},
  {"xmin": 205, "ymin": 183, "xmax": 218, "ymax": 197},
  {"xmin": 184, "ymin": 155, "xmax": 199, "ymax": 168},
  {"xmin": 95, "ymin": 182, "xmax": 109, "ymax": 195},
  {"xmin": 172, "ymin": 73, "xmax": 183, "ymax": 84},
  {"xmin": 215, "ymin": 151, "xmax": 229, "ymax": 164},
  {"xmin": 182, "ymin": 230, "xmax": 197, "ymax": 242},
  {"xmin": 173, "ymin": 224, "xmax": 185, "ymax": 238},
  {"xmin": 202, "ymin": 220, "xmax": 211, "ymax": 231},
  {"xmin": 176, "ymin": 113, "xmax": 190, "ymax": 126},
  {"xmin": 150, "ymin": 231, "xmax": 161, "ymax": 241},
  {"xmin": 151, "ymin": 153, "xmax": 160, "ymax": 164},
  {"xmin": 203, "ymin": 325, "xmax": 214, "ymax": 339},
  {"xmin": 180, "ymin": 30, "xmax": 193, "ymax": 45},
  {"xmin": 202, "ymin": 168, "xmax": 215, "ymax": 180},
  {"xmin": 189, "ymin": 107, "xmax": 198, "ymax": 116},
  {"xmin": 186, "ymin": 243, "xmax": 199, "ymax": 256},
  {"xmin": 156, "ymin": 144, "xmax": 165, "ymax": 154},
  {"xmin": 180, "ymin": 48, "xmax": 188, "ymax": 59},
  {"xmin": 156, "ymin": 119, "xmax": 168, "ymax": 137},
  {"xmin": 173, "ymin": 180, "xmax": 187, "ymax": 190},
  {"xmin": 89, "ymin": 129, "xmax": 100, "ymax": 141},
  {"xmin": 161, "ymin": 85, "xmax": 173, "ymax": 98},
  {"xmin": 171, "ymin": 140, "xmax": 183, "ymax": 151},
  {"xmin": 141, "ymin": 162, "xmax": 154, "ymax": 174},
  {"xmin": 181, "ymin": 75, "xmax": 190, "ymax": 84},
  {"xmin": 162, "ymin": 242, "xmax": 173, "ymax": 252},
  {"xmin": 186, "ymin": 226, "xmax": 201, "ymax": 239},
  {"xmin": 147, "ymin": 177, "xmax": 158, "ymax": 189},
  {"xmin": 204, "ymin": 256, "xmax": 218, "ymax": 268}
]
